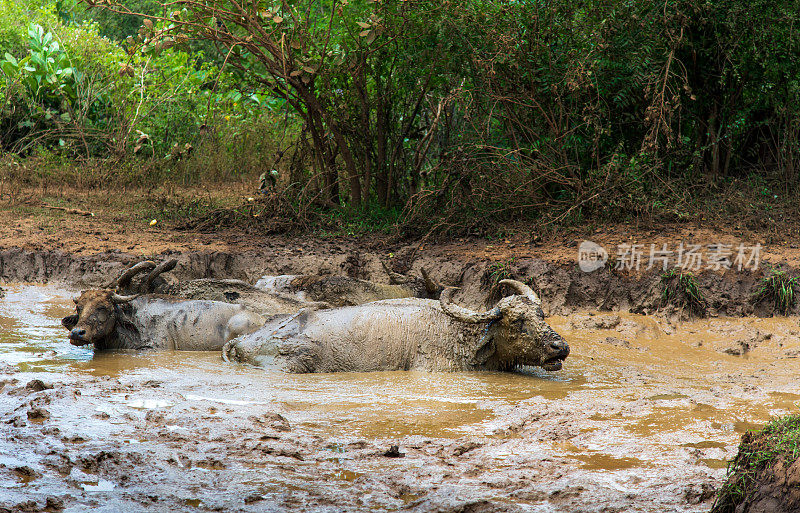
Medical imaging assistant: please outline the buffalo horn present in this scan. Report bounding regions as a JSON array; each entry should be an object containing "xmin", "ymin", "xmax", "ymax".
[
  {"xmin": 115, "ymin": 261, "xmax": 156, "ymax": 289},
  {"xmin": 381, "ymin": 260, "xmax": 411, "ymax": 285},
  {"xmin": 420, "ymin": 268, "xmax": 443, "ymax": 297},
  {"xmin": 111, "ymin": 293, "xmax": 139, "ymax": 304},
  {"xmin": 439, "ymin": 287, "xmax": 502, "ymax": 324},
  {"xmin": 498, "ymin": 279, "xmax": 541, "ymax": 305},
  {"xmin": 144, "ymin": 258, "xmax": 178, "ymax": 291}
]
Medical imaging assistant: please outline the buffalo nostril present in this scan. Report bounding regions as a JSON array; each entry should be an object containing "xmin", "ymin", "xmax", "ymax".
[
  {"xmin": 71, "ymin": 328, "xmax": 86, "ymax": 338},
  {"xmin": 549, "ymin": 340, "xmax": 569, "ymax": 356}
]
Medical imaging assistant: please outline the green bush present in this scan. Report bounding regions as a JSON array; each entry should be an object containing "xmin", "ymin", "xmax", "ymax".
[{"xmin": 6, "ymin": 0, "xmax": 800, "ymax": 233}]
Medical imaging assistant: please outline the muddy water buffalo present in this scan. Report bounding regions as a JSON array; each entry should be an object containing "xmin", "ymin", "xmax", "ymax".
[
  {"xmin": 62, "ymin": 290, "xmax": 264, "ymax": 351},
  {"xmin": 166, "ymin": 278, "xmax": 329, "ymax": 317},
  {"xmin": 254, "ymin": 265, "xmax": 442, "ymax": 307},
  {"xmin": 224, "ymin": 279, "xmax": 569, "ymax": 373},
  {"xmin": 114, "ymin": 259, "xmax": 330, "ymax": 317}
]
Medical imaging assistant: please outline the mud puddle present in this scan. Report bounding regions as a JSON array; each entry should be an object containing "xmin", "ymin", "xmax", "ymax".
[{"xmin": 2, "ymin": 285, "xmax": 800, "ymax": 511}]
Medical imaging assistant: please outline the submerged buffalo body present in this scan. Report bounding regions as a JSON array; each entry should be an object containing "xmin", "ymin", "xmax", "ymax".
[
  {"xmin": 254, "ymin": 266, "xmax": 442, "ymax": 307},
  {"xmin": 111, "ymin": 260, "xmax": 330, "ymax": 317},
  {"xmin": 225, "ymin": 279, "xmax": 569, "ymax": 373},
  {"xmin": 62, "ymin": 290, "xmax": 264, "ymax": 351},
  {"xmin": 166, "ymin": 278, "xmax": 328, "ymax": 317}
]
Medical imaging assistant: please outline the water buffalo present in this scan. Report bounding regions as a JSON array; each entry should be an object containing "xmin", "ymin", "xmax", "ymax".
[
  {"xmin": 165, "ymin": 278, "xmax": 329, "ymax": 317},
  {"xmin": 61, "ymin": 263, "xmax": 265, "ymax": 350},
  {"xmin": 114, "ymin": 259, "xmax": 329, "ymax": 317},
  {"xmin": 254, "ymin": 264, "xmax": 442, "ymax": 307},
  {"xmin": 223, "ymin": 279, "xmax": 569, "ymax": 373},
  {"xmin": 62, "ymin": 290, "xmax": 265, "ymax": 351}
]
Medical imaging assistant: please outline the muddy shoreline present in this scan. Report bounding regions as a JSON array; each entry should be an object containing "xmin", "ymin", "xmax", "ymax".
[
  {"xmin": 1, "ymin": 244, "xmax": 798, "ymax": 513},
  {"xmin": 0, "ymin": 245, "xmax": 784, "ymax": 316}
]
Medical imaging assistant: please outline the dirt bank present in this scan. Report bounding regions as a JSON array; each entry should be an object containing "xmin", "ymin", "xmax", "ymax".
[
  {"xmin": 712, "ymin": 415, "xmax": 800, "ymax": 513},
  {"xmin": 6, "ymin": 181, "xmax": 800, "ymax": 316},
  {"xmin": 0, "ymin": 242, "xmax": 790, "ymax": 318}
]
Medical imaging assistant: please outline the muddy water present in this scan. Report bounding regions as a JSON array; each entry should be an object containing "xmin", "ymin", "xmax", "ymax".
[{"xmin": 2, "ymin": 284, "xmax": 800, "ymax": 511}]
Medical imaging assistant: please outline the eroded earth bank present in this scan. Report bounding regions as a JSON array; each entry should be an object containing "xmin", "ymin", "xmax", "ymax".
[{"xmin": 2, "ymin": 239, "xmax": 800, "ymax": 513}]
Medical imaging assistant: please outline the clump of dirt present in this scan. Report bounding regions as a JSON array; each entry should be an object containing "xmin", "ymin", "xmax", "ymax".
[{"xmin": 712, "ymin": 414, "xmax": 800, "ymax": 513}]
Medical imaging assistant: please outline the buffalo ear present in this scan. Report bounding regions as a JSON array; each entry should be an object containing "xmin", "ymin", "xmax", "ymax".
[{"xmin": 62, "ymin": 314, "xmax": 79, "ymax": 329}]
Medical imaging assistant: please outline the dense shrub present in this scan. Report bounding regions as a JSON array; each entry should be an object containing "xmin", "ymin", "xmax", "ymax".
[{"xmin": 3, "ymin": 0, "xmax": 800, "ymax": 232}]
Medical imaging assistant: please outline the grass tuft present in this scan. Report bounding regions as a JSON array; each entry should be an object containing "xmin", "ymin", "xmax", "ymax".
[
  {"xmin": 752, "ymin": 269, "xmax": 797, "ymax": 315},
  {"xmin": 712, "ymin": 415, "xmax": 800, "ymax": 513},
  {"xmin": 660, "ymin": 268, "xmax": 707, "ymax": 316},
  {"xmin": 482, "ymin": 258, "xmax": 517, "ymax": 288}
]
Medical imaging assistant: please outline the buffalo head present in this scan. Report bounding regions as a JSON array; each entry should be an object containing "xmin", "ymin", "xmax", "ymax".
[
  {"xmin": 61, "ymin": 290, "xmax": 137, "ymax": 346},
  {"xmin": 439, "ymin": 279, "xmax": 569, "ymax": 371}
]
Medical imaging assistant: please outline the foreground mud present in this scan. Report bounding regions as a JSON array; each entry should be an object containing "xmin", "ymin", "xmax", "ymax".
[{"xmin": 4, "ymin": 285, "xmax": 800, "ymax": 512}]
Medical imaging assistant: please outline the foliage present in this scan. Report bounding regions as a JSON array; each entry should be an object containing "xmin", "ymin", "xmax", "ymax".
[
  {"xmin": 484, "ymin": 259, "xmax": 516, "ymax": 287},
  {"xmin": 660, "ymin": 268, "xmax": 706, "ymax": 316},
  {"xmin": 0, "ymin": 22, "xmax": 118, "ymax": 153},
  {"xmin": 78, "ymin": 0, "xmax": 160, "ymax": 41},
  {"xmin": 712, "ymin": 415, "xmax": 800, "ymax": 513},
  {"xmin": 753, "ymin": 269, "xmax": 798, "ymax": 315},
  {"xmin": 6, "ymin": 0, "xmax": 800, "ymax": 233},
  {"xmin": 0, "ymin": 0, "xmax": 281, "ymax": 165}
]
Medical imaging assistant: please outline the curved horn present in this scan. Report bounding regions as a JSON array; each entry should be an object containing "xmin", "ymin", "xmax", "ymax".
[
  {"xmin": 144, "ymin": 258, "xmax": 178, "ymax": 291},
  {"xmin": 420, "ymin": 268, "xmax": 443, "ymax": 297},
  {"xmin": 115, "ymin": 261, "xmax": 156, "ymax": 289},
  {"xmin": 111, "ymin": 293, "xmax": 139, "ymax": 304},
  {"xmin": 439, "ymin": 287, "xmax": 502, "ymax": 324},
  {"xmin": 381, "ymin": 260, "xmax": 411, "ymax": 284},
  {"xmin": 498, "ymin": 279, "xmax": 541, "ymax": 305}
]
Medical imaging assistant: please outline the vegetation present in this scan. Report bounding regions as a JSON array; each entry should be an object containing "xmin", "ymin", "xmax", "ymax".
[
  {"xmin": 4, "ymin": 0, "xmax": 800, "ymax": 234},
  {"xmin": 753, "ymin": 269, "xmax": 798, "ymax": 315},
  {"xmin": 660, "ymin": 268, "xmax": 706, "ymax": 316},
  {"xmin": 484, "ymin": 259, "xmax": 517, "ymax": 287},
  {"xmin": 712, "ymin": 415, "xmax": 800, "ymax": 513}
]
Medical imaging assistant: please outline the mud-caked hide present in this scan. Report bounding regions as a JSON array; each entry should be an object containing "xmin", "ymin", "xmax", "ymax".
[
  {"xmin": 225, "ymin": 279, "xmax": 568, "ymax": 373},
  {"xmin": 62, "ymin": 290, "xmax": 265, "ymax": 351}
]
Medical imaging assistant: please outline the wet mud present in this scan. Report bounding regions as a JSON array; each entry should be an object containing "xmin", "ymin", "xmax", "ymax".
[
  {"xmin": 0, "ymin": 245, "xmax": 787, "ymax": 318},
  {"xmin": 3, "ymin": 285, "xmax": 800, "ymax": 512}
]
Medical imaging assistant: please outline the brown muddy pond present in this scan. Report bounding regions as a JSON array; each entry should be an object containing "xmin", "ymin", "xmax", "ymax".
[{"xmin": 2, "ymin": 284, "xmax": 800, "ymax": 511}]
